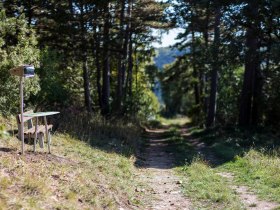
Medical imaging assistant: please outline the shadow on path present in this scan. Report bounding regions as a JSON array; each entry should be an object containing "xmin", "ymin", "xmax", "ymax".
[{"xmin": 136, "ymin": 127, "xmax": 192, "ymax": 209}]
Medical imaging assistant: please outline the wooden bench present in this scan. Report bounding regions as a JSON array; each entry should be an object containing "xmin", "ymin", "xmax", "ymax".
[{"xmin": 16, "ymin": 110, "xmax": 53, "ymax": 151}]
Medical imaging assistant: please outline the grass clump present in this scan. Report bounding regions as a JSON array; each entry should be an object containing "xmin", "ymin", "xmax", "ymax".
[
  {"xmin": 222, "ymin": 149, "xmax": 280, "ymax": 202},
  {"xmin": 180, "ymin": 158, "xmax": 244, "ymax": 209}
]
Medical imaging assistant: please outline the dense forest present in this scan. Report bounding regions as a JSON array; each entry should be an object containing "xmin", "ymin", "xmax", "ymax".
[
  {"xmin": 0, "ymin": 0, "xmax": 279, "ymax": 126},
  {"xmin": 0, "ymin": 0, "xmax": 168, "ymax": 120},
  {"xmin": 1, "ymin": 1, "xmax": 280, "ymax": 209},
  {"xmin": 160, "ymin": 0, "xmax": 280, "ymax": 128}
]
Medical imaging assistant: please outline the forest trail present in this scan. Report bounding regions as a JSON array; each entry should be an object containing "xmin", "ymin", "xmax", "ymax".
[
  {"xmin": 135, "ymin": 125, "xmax": 279, "ymax": 210},
  {"xmin": 138, "ymin": 128, "xmax": 191, "ymax": 209}
]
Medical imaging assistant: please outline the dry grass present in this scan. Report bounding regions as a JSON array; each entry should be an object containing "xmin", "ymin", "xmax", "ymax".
[
  {"xmin": 59, "ymin": 112, "xmax": 142, "ymax": 157},
  {"xmin": 0, "ymin": 114, "xmax": 144, "ymax": 209}
]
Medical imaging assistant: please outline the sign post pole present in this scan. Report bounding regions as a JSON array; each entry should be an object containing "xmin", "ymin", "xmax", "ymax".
[
  {"xmin": 10, "ymin": 65, "xmax": 35, "ymax": 155},
  {"xmin": 20, "ymin": 76, "xmax": 24, "ymax": 154}
]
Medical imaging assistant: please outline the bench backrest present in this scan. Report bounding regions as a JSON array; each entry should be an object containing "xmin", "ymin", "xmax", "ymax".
[{"xmin": 16, "ymin": 110, "xmax": 34, "ymax": 129}]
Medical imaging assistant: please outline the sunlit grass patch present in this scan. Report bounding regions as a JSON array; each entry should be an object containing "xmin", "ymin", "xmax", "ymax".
[
  {"xmin": 222, "ymin": 149, "xmax": 280, "ymax": 202},
  {"xmin": 179, "ymin": 158, "xmax": 244, "ymax": 209},
  {"xmin": 159, "ymin": 116, "xmax": 191, "ymax": 126}
]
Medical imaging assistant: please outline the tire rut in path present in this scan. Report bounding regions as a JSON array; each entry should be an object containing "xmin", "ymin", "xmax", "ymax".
[{"xmin": 141, "ymin": 129, "xmax": 191, "ymax": 210}]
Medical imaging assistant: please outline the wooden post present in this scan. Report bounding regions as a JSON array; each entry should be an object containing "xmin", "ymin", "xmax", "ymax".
[
  {"xmin": 44, "ymin": 116, "xmax": 51, "ymax": 154},
  {"xmin": 20, "ymin": 77, "xmax": 24, "ymax": 154},
  {"xmin": 34, "ymin": 117, "xmax": 38, "ymax": 152}
]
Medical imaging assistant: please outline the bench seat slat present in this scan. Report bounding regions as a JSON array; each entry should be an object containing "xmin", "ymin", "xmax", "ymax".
[{"xmin": 24, "ymin": 125, "xmax": 53, "ymax": 135}]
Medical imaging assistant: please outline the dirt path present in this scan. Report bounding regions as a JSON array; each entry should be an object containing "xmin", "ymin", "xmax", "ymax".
[
  {"xmin": 218, "ymin": 172, "xmax": 279, "ymax": 210},
  {"xmin": 135, "ymin": 127, "xmax": 279, "ymax": 210},
  {"xmin": 139, "ymin": 128, "xmax": 191, "ymax": 210},
  {"xmin": 186, "ymin": 131, "xmax": 279, "ymax": 210}
]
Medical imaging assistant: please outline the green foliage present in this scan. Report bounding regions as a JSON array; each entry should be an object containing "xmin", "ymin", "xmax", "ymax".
[
  {"xmin": 160, "ymin": 0, "xmax": 280, "ymax": 127},
  {"xmin": 34, "ymin": 49, "xmax": 72, "ymax": 109},
  {"xmin": 0, "ymin": 124, "xmax": 9, "ymax": 139},
  {"xmin": 216, "ymin": 66, "xmax": 244, "ymax": 125},
  {"xmin": 136, "ymin": 89, "xmax": 160, "ymax": 120},
  {"xmin": 160, "ymin": 57, "xmax": 193, "ymax": 117},
  {"xmin": 145, "ymin": 64, "xmax": 158, "ymax": 89},
  {"xmin": 0, "ymin": 10, "xmax": 40, "ymax": 115}
]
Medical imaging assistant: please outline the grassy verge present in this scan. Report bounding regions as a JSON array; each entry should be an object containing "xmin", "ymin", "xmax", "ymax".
[
  {"xmin": 221, "ymin": 150, "xmax": 280, "ymax": 203},
  {"xmin": 169, "ymin": 123, "xmax": 280, "ymax": 208},
  {"xmin": 178, "ymin": 159, "xmax": 244, "ymax": 209},
  {"xmin": 188, "ymin": 126, "xmax": 280, "ymax": 203},
  {"xmin": 0, "ymin": 115, "xmax": 145, "ymax": 209}
]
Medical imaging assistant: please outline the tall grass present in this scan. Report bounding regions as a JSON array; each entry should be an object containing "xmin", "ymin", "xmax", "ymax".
[{"xmin": 58, "ymin": 112, "xmax": 142, "ymax": 156}]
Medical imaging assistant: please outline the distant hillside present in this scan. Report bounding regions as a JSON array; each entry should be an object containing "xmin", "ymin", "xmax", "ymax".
[
  {"xmin": 153, "ymin": 47, "xmax": 184, "ymax": 105},
  {"xmin": 154, "ymin": 47, "xmax": 183, "ymax": 70}
]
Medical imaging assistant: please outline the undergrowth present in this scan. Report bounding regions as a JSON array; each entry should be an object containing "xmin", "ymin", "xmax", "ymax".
[{"xmin": 59, "ymin": 112, "xmax": 143, "ymax": 157}]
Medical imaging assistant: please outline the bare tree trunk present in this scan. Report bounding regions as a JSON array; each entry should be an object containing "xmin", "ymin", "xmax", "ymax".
[
  {"xmin": 82, "ymin": 53, "xmax": 92, "ymax": 112},
  {"xmin": 93, "ymin": 29, "xmax": 102, "ymax": 110},
  {"xmin": 80, "ymin": 2, "xmax": 92, "ymax": 112},
  {"xmin": 203, "ymin": 0, "xmax": 210, "ymax": 119},
  {"xmin": 116, "ymin": 0, "xmax": 126, "ymax": 113},
  {"xmin": 92, "ymin": 6, "xmax": 102, "ymax": 110},
  {"xmin": 101, "ymin": 2, "xmax": 111, "ymax": 116},
  {"xmin": 123, "ymin": 0, "xmax": 133, "ymax": 110},
  {"xmin": 239, "ymin": 1, "xmax": 260, "ymax": 126},
  {"xmin": 26, "ymin": 0, "xmax": 32, "ymax": 26},
  {"xmin": 127, "ymin": 31, "xmax": 133, "ymax": 97},
  {"xmin": 191, "ymin": 28, "xmax": 200, "ymax": 106},
  {"xmin": 206, "ymin": 6, "xmax": 221, "ymax": 127}
]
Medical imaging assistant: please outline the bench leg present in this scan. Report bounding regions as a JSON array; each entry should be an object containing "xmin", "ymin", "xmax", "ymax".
[
  {"xmin": 48, "ymin": 131, "xmax": 52, "ymax": 144},
  {"xmin": 34, "ymin": 117, "xmax": 38, "ymax": 152},
  {"xmin": 38, "ymin": 134, "xmax": 44, "ymax": 148},
  {"xmin": 44, "ymin": 116, "xmax": 51, "ymax": 154}
]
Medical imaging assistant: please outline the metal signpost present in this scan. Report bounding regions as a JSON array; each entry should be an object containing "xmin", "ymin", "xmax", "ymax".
[{"xmin": 10, "ymin": 65, "xmax": 35, "ymax": 154}]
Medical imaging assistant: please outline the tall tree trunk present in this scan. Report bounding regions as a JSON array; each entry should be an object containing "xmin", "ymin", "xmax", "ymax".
[
  {"xmin": 203, "ymin": 0, "xmax": 210, "ymax": 118},
  {"xmin": 239, "ymin": 1, "xmax": 260, "ymax": 126},
  {"xmin": 91, "ymin": 5, "xmax": 102, "ymax": 110},
  {"xmin": 252, "ymin": 67, "xmax": 262, "ymax": 125},
  {"xmin": 191, "ymin": 29, "xmax": 200, "ymax": 106},
  {"xmin": 206, "ymin": 6, "xmax": 221, "ymax": 127},
  {"xmin": 101, "ymin": 3, "xmax": 111, "ymax": 116},
  {"xmin": 26, "ymin": 0, "xmax": 32, "ymax": 26},
  {"xmin": 123, "ymin": 0, "xmax": 133, "ymax": 110},
  {"xmin": 93, "ymin": 28, "xmax": 102, "ymax": 110},
  {"xmin": 127, "ymin": 31, "xmax": 133, "ymax": 98},
  {"xmin": 116, "ymin": 0, "xmax": 126, "ymax": 113},
  {"xmin": 82, "ymin": 53, "xmax": 92, "ymax": 112},
  {"xmin": 81, "ymin": 3, "xmax": 92, "ymax": 112}
]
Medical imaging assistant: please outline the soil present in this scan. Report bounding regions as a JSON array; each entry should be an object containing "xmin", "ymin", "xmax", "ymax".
[{"xmin": 138, "ymin": 128, "xmax": 192, "ymax": 210}]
